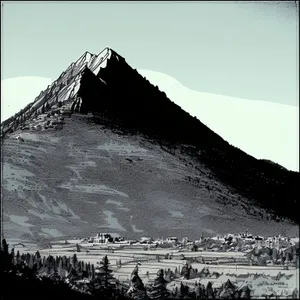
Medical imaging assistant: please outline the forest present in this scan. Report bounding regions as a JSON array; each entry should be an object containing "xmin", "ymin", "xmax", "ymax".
[{"xmin": 1, "ymin": 239, "xmax": 258, "ymax": 299}]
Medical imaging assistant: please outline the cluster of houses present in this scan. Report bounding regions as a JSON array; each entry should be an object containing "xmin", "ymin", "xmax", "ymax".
[
  {"xmin": 79, "ymin": 231, "xmax": 298, "ymax": 253},
  {"xmin": 82, "ymin": 233, "xmax": 191, "ymax": 246},
  {"xmin": 212, "ymin": 232, "xmax": 299, "ymax": 249}
]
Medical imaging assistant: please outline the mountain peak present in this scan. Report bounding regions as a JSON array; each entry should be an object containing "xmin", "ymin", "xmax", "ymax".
[
  {"xmin": 1, "ymin": 46, "xmax": 299, "ymax": 243},
  {"xmin": 1, "ymin": 47, "xmax": 122, "ymax": 135}
]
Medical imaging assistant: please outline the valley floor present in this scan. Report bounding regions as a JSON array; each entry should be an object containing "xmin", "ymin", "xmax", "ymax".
[{"xmin": 11, "ymin": 240, "xmax": 299, "ymax": 299}]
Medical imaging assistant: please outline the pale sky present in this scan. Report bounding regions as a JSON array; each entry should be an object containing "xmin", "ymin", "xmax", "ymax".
[
  {"xmin": 1, "ymin": 1, "xmax": 299, "ymax": 106},
  {"xmin": 1, "ymin": 1, "xmax": 299, "ymax": 171}
]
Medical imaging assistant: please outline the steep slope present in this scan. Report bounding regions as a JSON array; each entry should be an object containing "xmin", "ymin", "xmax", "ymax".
[
  {"xmin": 137, "ymin": 70, "xmax": 299, "ymax": 172},
  {"xmin": 73, "ymin": 49, "xmax": 299, "ymax": 224},
  {"xmin": 1, "ymin": 47, "xmax": 299, "ymax": 242},
  {"xmin": 2, "ymin": 115, "xmax": 298, "ymax": 242}
]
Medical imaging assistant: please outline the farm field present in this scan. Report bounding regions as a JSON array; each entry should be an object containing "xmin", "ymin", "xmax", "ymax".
[{"xmin": 14, "ymin": 242, "xmax": 299, "ymax": 289}]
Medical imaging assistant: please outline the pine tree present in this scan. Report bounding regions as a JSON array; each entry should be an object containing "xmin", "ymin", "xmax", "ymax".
[
  {"xmin": 16, "ymin": 250, "xmax": 21, "ymax": 265},
  {"xmin": 127, "ymin": 263, "xmax": 148, "ymax": 300},
  {"xmin": 240, "ymin": 285, "xmax": 251, "ymax": 299},
  {"xmin": 50, "ymin": 268, "xmax": 61, "ymax": 282},
  {"xmin": 94, "ymin": 255, "xmax": 115, "ymax": 290},
  {"xmin": 42, "ymin": 256, "xmax": 47, "ymax": 267},
  {"xmin": 148, "ymin": 269, "xmax": 169, "ymax": 300},
  {"xmin": 195, "ymin": 282, "xmax": 201, "ymax": 299},
  {"xmin": 62, "ymin": 255, "xmax": 67, "ymax": 270},
  {"xmin": 35, "ymin": 251, "xmax": 42, "ymax": 267},
  {"xmin": 91, "ymin": 264, "xmax": 95, "ymax": 280},
  {"xmin": 181, "ymin": 263, "xmax": 191, "ymax": 280},
  {"xmin": 1, "ymin": 239, "xmax": 10, "ymax": 273},
  {"xmin": 57, "ymin": 257, "xmax": 66, "ymax": 278},
  {"xmin": 165, "ymin": 268, "xmax": 175, "ymax": 282},
  {"xmin": 199, "ymin": 284, "xmax": 206, "ymax": 299},
  {"xmin": 179, "ymin": 282, "xmax": 190, "ymax": 299},
  {"xmin": 49, "ymin": 255, "xmax": 57, "ymax": 274},
  {"xmin": 67, "ymin": 265, "xmax": 81, "ymax": 283},
  {"xmin": 72, "ymin": 253, "xmax": 78, "ymax": 268},
  {"xmin": 206, "ymin": 282, "xmax": 215, "ymax": 299},
  {"xmin": 292, "ymin": 288, "xmax": 299, "ymax": 299},
  {"xmin": 26, "ymin": 253, "xmax": 34, "ymax": 268},
  {"xmin": 10, "ymin": 248, "xmax": 15, "ymax": 265}
]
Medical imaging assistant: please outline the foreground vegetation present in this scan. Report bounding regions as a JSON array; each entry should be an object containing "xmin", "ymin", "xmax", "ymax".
[{"xmin": 1, "ymin": 238, "xmax": 276, "ymax": 299}]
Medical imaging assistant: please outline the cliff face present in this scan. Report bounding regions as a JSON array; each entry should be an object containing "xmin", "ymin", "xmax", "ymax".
[{"xmin": 1, "ymin": 47, "xmax": 299, "ymax": 243}]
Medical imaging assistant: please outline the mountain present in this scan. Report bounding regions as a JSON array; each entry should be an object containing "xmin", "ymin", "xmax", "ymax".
[
  {"xmin": 1, "ymin": 47, "xmax": 299, "ymax": 243},
  {"xmin": 137, "ymin": 70, "xmax": 299, "ymax": 172}
]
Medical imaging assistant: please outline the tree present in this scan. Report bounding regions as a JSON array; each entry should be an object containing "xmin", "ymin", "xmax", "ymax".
[
  {"xmin": 91, "ymin": 264, "xmax": 95, "ymax": 280},
  {"xmin": 191, "ymin": 243, "xmax": 198, "ymax": 252},
  {"xmin": 271, "ymin": 248, "xmax": 278, "ymax": 264},
  {"xmin": 198, "ymin": 267, "xmax": 210, "ymax": 278},
  {"xmin": 1, "ymin": 239, "xmax": 10, "ymax": 272},
  {"xmin": 57, "ymin": 257, "xmax": 66, "ymax": 278},
  {"xmin": 10, "ymin": 248, "xmax": 15, "ymax": 265},
  {"xmin": 164, "ymin": 268, "xmax": 175, "ymax": 282},
  {"xmin": 206, "ymin": 282, "xmax": 215, "ymax": 299},
  {"xmin": 94, "ymin": 255, "xmax": 115, "ymax": 294},
  {"xmin": 16, "ymin": 250, "xmax": 21, "ymax": 265},
  {"xmin": 240, "ymin": 285, "xmax": 251, "ymax": 299},
  {"xmin": 148, "ymin": 269, "xmax": 169, "ymax": 300},
  {"xmin": 127, "ymin": 263, "xmax": 148, "ymax": 300},
  {"xmin": 195, "ymin": 282, "xmax": 201, "ymax": 299},
  {"xmin": 72, "ymin": 253, "xmax": 78, "ymax": 268},
  {"xmin": 179, "ymin": 282, "xmax": 190, "ymax": 299},
  {"xmin": 292, "ymin": 288, "xmax": 299, "ymax": 299},
  {"xmin": 67, "ymin": 265, "xmax": 81, "ymax": 283},
  {"xmin": 218, "ymin": 279, "xmax": 236, "ymax": 299},
  {"xmin": 181, "ymin": 263, "xmax": 191, "ymax": 280},
  {"xmin": 1, "ymin": 239, "xmax": 9, "ymax": 256}
]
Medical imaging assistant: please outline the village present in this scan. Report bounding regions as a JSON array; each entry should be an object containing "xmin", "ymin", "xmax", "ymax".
[
  {"xmin": 8, "ymin": 230, "xmax": 299, "ymax": 299},
  {"xmin": 80, "ymin": 231, "xmax": 298, "ymax": 248},
  {"xmin": 12, "ymin": 231, "xmax": 295, "ymax": 298},
  {"xmin": 68, "ymin": 231, "xmax": 299, "ymax": 265}
]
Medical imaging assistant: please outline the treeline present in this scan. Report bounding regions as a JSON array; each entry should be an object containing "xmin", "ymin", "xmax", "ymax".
[
  {"xmin": 1, "ymin": 239, "xmax": 126, "ymax": 299},
  {"xmin": 1, "ymin": 239, "xmax": 256, "ymax": 299},
  {"xmin": 248, "ymin": 243, "xmax": 299, "ymax": 266}
]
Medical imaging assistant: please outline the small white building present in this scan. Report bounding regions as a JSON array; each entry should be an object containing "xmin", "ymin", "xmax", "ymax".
[
  {"xmin": 140, "ymin": 237, "xmax": 153, "ymax": 244},
  {"xmin": 166, "ymin": 237, "xmax": 178, "ymax": 243},
  {"xmin": 94, "ymin": 233, "xmax": 113, "ymax": 244}
]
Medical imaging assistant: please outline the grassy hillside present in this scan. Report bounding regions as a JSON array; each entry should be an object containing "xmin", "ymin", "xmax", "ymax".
[{"xmin": 2, "ymin": 114, "xmax": 298, "ymax": 243}]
